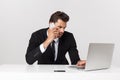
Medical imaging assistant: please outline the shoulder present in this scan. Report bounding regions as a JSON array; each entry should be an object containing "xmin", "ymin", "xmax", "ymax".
[
  {"xmin": 32, "ymin": 28, "xmax": 48, "ymax": 36},
  {"xmin": 60, "ymin": 31, "xmax": 74, "ymax": 40},
  {"xmin": 62, "ymin": 31, "xmax": 73, "ymax": 37}
]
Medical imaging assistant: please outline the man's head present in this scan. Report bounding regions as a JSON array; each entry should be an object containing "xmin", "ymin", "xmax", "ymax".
[{"xmin": 49, "ymin": 11, "xmax": 69, "ymax": 38}]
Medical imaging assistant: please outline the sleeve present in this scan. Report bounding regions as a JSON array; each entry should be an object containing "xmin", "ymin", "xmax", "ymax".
[
  {"xmin": 40, "ymin": 43, "xmax": 47, "ymax": 53},
  {"xmin": 25, "ymin": 32, "xmax": 44, "ymax": 65},
  {"xmin": 68, "ymin": 33, "xmax": 80, "ymax": 64}
]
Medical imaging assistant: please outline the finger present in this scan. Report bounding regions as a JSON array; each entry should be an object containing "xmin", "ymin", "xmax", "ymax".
[
  {"xmin": 78, "ymin": 63, "xmax": 85, "ymax": 66},
  {"xmin": 78, "ymin": 61, "xmax": 86, "ymax": 66},
  {"xmin": 53, "ymin": 26, "xmax": 59, "ymax": 31},
  {"xmin": 81, "ymin": 61, "xmax": 86, "ymax": 64},
  {"xmin": 54, "ymin": 31, "xmax": 59, "ymax": 34},
  {"xmin": 76, "ymin": 64, "xmax": 85, "ymax": 68}
]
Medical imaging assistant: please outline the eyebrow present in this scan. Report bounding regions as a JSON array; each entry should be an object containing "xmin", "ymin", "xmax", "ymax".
[{"xmin": 58, "ymin": 26, "xmax": 66, "ymax": 29}]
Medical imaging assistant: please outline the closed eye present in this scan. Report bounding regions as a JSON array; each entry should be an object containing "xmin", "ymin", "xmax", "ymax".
[{"xmin": 58, "ymin": 26, "xmax": 66, "ymax": 29}]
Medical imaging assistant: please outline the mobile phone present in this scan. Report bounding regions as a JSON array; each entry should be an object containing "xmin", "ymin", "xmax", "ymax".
[
  {"xmin": 49, "ymin": 23, "xmax": 58, "ymax": 40},
  {"xmin": 49, "ymin": 23, "xmax": 55, "ymax": 29}
]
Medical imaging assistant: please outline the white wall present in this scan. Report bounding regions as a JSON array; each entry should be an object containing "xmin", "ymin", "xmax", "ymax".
[{"xmin": 0, "ymin": 0, "xmax": 120, "ymax": 66}]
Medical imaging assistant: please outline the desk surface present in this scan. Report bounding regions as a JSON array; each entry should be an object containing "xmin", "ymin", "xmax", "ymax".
[
  {"xmin": 0, "ymin": 64, "xmax": 120, "ymax": 73},
  {"xmin": 0, "ymin": 64, "xmax": 120, "ymax": 80}
]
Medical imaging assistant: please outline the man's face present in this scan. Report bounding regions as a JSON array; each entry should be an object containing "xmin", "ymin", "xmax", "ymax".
[{"xmin": 54, "ymin": 19, "xmax": 67, "ymax": 38}]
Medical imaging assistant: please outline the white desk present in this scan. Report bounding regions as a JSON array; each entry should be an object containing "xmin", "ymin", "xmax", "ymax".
[{"xmin": 0, "ymin": 64, "xmax": 120, "ymax": 80}]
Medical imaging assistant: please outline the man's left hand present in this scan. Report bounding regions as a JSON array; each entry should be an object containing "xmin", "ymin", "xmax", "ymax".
[{"xmin": 76, "ymin": 60, "xmax": 86, "ymax": 68}]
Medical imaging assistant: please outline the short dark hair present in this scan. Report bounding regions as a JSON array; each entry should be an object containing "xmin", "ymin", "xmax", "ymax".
[{"xmin": 49, "ymin": 11, "xmax": 69, "ymax": 23}]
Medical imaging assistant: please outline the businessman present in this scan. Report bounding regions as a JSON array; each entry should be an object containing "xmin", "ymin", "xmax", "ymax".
[{"xmin": 26, "ymin": 11, "xmax": 86, "ymax": 67}]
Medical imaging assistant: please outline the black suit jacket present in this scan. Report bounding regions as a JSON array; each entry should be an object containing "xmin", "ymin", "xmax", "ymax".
[{"xmin": 26, "ymin": 28, "xmax": 80, "ymax": 65}]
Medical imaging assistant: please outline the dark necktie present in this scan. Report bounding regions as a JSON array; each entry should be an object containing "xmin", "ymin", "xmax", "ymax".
[{"xmin": 51, "ymin": 41, "xmax": 55, "ymax": 60}]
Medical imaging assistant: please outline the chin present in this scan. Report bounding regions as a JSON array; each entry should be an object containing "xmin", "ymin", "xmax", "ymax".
[
  {"xmin": 57, "ymin": 35, "xmax": 62, "ymax": 38},
  {"xmin": 57, "ymin": 33, "xmax": 64, "ymax": 38}
]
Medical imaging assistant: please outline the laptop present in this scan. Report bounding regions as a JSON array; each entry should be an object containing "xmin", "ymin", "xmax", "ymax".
[{"xmin": 69, "ymin": 43, "xmax": 114, "ymax": 71}]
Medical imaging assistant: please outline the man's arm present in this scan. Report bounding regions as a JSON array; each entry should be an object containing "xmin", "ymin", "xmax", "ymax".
[
  {"xmin": 25, "ymin": 32, "xmax": 54, "ymax": 64},
  {"xmin": 68, "ymin": 33, "xmax": 80, "ymax": 64},
  {"xmin": 25, "ymin": 33, "xmax": 44, "ymax": 64},
  {"xmin": 26, "ymin": 27, "xmax": 59, "ymax": 64}
]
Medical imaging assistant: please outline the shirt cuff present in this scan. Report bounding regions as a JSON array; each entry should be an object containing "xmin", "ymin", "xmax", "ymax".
[{"xmin": 39, "ymin": 43, "xmax": 46, "ymax": 53}]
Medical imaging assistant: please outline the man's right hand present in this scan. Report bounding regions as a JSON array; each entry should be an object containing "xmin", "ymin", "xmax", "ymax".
[
  {"xmin": 48, "ymin": 27, "xmax": 59, "ymax": 41},
  {"xmin": 43, "ymin": 27, "xmax": 59, "ymax": 49}
]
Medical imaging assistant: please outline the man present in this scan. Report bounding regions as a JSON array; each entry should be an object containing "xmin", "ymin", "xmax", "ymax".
[{"xmin": 26, "ymin": 11, "xmax": 85, "ymax": 67}]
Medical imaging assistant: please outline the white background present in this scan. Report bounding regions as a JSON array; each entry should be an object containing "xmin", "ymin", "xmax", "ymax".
[{"xmin": 0, "ymin": 0, "xmax": 120, "ymax": 66}]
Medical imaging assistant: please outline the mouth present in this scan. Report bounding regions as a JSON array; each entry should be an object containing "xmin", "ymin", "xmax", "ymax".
[{"xmin": 57, "ymin": 33, "xmax": 63, "ymax": 38}]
